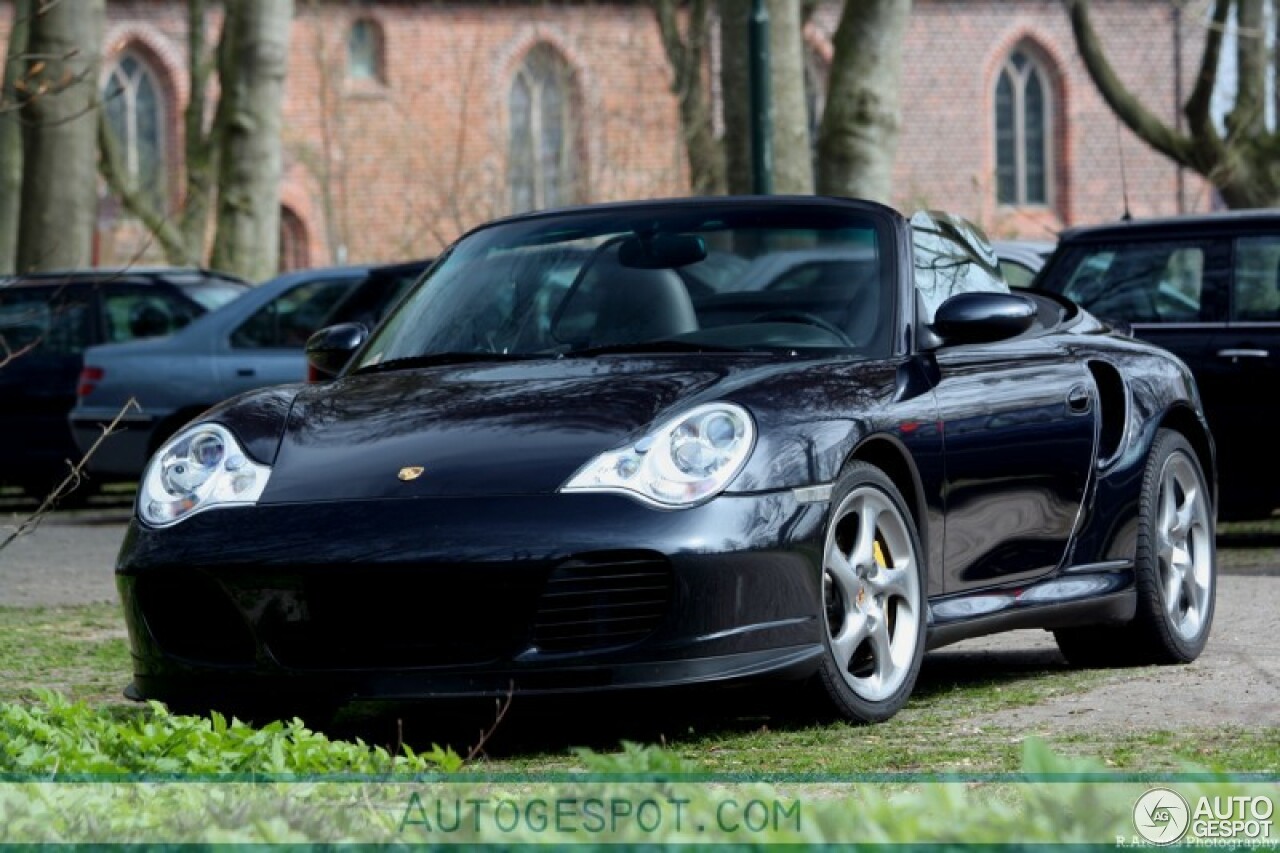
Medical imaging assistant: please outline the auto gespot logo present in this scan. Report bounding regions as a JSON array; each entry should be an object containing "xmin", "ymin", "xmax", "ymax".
[{"xmin": 1129, "ymin": 789, "xmax": 1275, "ymax": 846}]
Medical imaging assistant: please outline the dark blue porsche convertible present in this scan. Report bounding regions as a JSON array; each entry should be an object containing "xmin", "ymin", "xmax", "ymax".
[{"xmin": 117, "ymin": 197, "xmax": 1217, "ymax": 724}]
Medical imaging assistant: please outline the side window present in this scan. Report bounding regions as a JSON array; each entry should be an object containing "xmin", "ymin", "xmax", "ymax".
[
  {"xmin": 1061, "ymin": 241, "xmax": 1225, "ymax": 324},
  {"xmin": 0, "ymin": 288, "xmax": 92, "ymax": 355},
  {"xmin": 999, "ymin": 259, "xmax": 1037, "ymax": 289},
  {"xmin": 231, "ymin": 279, "xmax": 354, "ymax": 349},
  {"xmin": 101, "ymin": 286, "xmax": 199, "ymax": 343},
  {"xmin": 911, "ymin": 210, "xmax": 1008, "ymax": 322},
  {"xmin": 1233, "ymin": 235, "xmax": 1280, "ymax": 321}
]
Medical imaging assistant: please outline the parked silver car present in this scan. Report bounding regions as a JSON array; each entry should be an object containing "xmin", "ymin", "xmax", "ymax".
[{"xmin": 70, "ymin": 266, "xmax": 365, "ymax": 480}]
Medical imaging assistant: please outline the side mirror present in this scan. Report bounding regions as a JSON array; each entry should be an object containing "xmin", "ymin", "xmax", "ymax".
[
  {"xmin": 305, "ymin": 322, "xmax": 367, "ymax": 381},
  {"xmin": 931, "ymin": 292, "xmax": 1037, "ymax": 346}
]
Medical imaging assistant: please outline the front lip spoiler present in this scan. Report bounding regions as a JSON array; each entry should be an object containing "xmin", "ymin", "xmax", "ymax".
[{"xmin": 123, "ymin": 644, "xmax": 825, "ymax": 706}]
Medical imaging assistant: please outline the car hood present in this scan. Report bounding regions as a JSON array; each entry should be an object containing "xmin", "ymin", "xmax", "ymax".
[{"xmin": 259, "ymin": 357, "xmax": 763, "ymax": 502}]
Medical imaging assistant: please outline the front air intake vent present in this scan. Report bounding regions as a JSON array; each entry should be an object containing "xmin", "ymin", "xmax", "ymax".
[{"xmin": 532, "ymin": 552, "xmax": 673, "ymax": 654}]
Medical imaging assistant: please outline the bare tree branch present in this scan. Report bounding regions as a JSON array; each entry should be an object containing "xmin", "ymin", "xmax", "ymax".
[
  {"xmin": 1064, "ymin": 0, "xmax": 1223, "ymax": 176},
  {"xmin": 464, "ymin": 683, "xmax": 514, "ymax": 764},
  {"xmin": 0, "ymin": 334, "xmax": 39, "ymax": 370},
  {"xmin": 97, "ymin": 109, "xmax": 194, "ymax": 264},
  {"xmin": 0, "ymin": 398, "xmax": 140, "ymax": 554}
]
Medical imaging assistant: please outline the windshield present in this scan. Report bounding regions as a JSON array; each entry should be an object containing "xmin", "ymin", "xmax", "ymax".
[
  {"xmin": 358, "ymin": 204, "xmax": 894, "ymax": 369},
  {"xmin": 177, "ymin": 280, "xmax": 250, "ymax": 311}
]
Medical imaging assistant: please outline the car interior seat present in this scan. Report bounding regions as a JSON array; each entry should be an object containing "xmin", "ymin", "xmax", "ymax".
[
  {"xmin": 556, "ymin": 255, "xmax": 698, "ymax": 349},
  {"xmin": 128, "ymin": 302, "xmax": 173, "ymax": 339}
]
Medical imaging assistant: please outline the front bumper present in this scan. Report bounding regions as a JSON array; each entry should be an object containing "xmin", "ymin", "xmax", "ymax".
[{"xmin": 117, "ymin": 491, "xmax": 829, "ymax": 708}]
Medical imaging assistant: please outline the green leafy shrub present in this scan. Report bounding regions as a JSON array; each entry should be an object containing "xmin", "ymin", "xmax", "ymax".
[
  {"xmin": 0, "ymin": 692, "xmax": 1267, "ymax": 845},
  {"xmin": 0, "ymin": 690, "xmax": 461, "ymax": 775}
]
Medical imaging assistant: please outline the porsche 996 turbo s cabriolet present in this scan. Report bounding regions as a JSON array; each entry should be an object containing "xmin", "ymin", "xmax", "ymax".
[{"xmin": 116, "ymin": 197, "xmax": 1217, "ymax": 724}]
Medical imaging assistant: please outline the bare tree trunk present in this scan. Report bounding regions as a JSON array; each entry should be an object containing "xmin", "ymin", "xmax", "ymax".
[
  {"xmin": 718, "ymin": 0, "xmax": 752, "ymax": 195},
  {"xmin": 652, "ymin": 0, "xmax": 725, "ymax": 195},
  {"xmin": 0, "ymin": 0, "xmax": 31, "ymax": 274},
  {"xmin": 767, "ymin": 0, "xmax": 812, "ymax": 194},
  {"xmin": 209, "ymin": 0, "xmax": 294, "ymax": 280},
  {"xmin": 179, "ymin": 0, "xmax": 219, "ymax": 262},
  {"xmin": 16, "ymin": 0, "xmax": 104, "ymax": 273},
  {"xmin": 816, "ymin": 0, "xmax": 912, "ymax": 203}
]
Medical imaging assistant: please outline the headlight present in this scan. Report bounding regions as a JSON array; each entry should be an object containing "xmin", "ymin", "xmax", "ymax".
[
  {"xmin": 561, "ymin": 403, "xmax": 755, "ymax": 507},
  {"xmin": 139, "ymin": 423, "xmax": 271, "ymax": 527}
]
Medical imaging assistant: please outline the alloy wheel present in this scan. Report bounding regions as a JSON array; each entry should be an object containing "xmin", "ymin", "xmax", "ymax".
[
  {"xmin": 1155, "ymin": 451, "xmax": 1212, "ymax": 643},
  {"xmin": 822, "ymin": 486, "xmax": 922, "ymax": 702}
]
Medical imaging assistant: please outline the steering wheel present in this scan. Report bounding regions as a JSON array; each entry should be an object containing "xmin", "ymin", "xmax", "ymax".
[{"xmin": 752, "ymin": 311, "xmax": 856, "ymax": 346}]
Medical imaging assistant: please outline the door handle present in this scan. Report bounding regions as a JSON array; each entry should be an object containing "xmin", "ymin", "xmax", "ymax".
[
  {"xmin": 1217, "ymin": 348, "xmax": 1269, "ymax": 360},
  {"xmin": 236, "ymin": 367, "xmax": 257, "ymax": 377},
  {"xmin": 1067, "ymin": 384, "xmax": 1092, "ymax": 414}
]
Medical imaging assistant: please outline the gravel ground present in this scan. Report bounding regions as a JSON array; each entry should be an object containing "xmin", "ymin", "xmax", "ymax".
[
  {"xmin": 0, "ymin": 507, "xmax": 128, "ymax": 607},
  {"xmin": 935, "ymin": 576, "xmax": 1280, "ymax": 731},
  {"xmin": 2, "ymin": 504, "xmax": 1276, "ymax": 730}
]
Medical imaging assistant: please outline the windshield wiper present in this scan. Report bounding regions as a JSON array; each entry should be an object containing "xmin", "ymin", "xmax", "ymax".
[
  {"xmin": 565, "ymin": 339, "xmax": 760, "ymax": 357},
  {"xmin": 353, "ymin": 351, "xmax": 542, "ymax": 375}
]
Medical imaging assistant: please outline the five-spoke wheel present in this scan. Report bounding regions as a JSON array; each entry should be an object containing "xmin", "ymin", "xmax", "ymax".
[
  {"xmin": 1056, "ymin": 429, "xmax": 1215, "ymax": 666},
  {"xmin": 815, "ymin": 463, "xmax": 926, "ymax": 722},
  {"xmin": 1154, "ymin": 450, "xmax": 1213, "ymax": 644}
]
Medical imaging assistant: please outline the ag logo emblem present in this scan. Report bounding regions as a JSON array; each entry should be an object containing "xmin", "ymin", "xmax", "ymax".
[
  {"xmin": 1133, "ymin": 788, "xmax": 1190, "ymax": 845},
  {"xmin": 398, "ymin": 466, "xmax": 425, "ymax": 482}
]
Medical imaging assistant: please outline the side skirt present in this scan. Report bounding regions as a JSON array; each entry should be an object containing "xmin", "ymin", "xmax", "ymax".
[{"xmin": 924, "ymin": 563, "xmax": 1136, "ymax": 651}]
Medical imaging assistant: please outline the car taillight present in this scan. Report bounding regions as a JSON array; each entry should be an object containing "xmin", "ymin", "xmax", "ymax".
[{"xmin": 78, "ymin": 366, "xmax": 104, "ymax": 398}]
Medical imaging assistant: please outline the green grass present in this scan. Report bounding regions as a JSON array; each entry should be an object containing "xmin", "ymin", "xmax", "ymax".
[
  {"xmin": 1, "ymin": 602, "xmax": 1275, "ymax": 775},
  {"xmin": 0, "ymin": 603, "xmax": 131, "ymax": 705}
]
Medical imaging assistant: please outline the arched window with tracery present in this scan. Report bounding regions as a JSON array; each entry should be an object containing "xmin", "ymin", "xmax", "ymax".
[
  {"xmin": 994, "ymin": 46, "xmax": 1054, "ymax": 207},
  {"xmin": 508, "ymin": 43, "xmax": 583, "ymax": 214},
  {"xmin": 347, "ymin": 18, "xmax": 385, "ymax": 83},
  {"xmin": 102, "ymin": 51, "xmax": 168, "ymax": 209}
]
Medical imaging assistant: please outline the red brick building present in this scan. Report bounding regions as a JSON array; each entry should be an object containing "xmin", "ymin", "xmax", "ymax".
[{"xmin": 0, "ymin": 1, "xmax": 1211, "ymax": 271}]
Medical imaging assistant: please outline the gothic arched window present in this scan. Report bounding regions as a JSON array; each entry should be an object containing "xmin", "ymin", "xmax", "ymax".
[
  {"xmin": 995, "ymin": 48, "xmax": 1053, "ymax": 206},
  {"xmin": 103, "ymin": 52, "xmax": 168, "ymax": 208},
  {"xmin": 508, "ymin": 44, "xmax": 582, "ymax": 214}
]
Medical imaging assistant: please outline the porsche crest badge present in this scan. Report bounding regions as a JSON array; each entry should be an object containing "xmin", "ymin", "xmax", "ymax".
[{"xmin": 398, "ymin": 466, "xmax": 425, "ymax": 482}]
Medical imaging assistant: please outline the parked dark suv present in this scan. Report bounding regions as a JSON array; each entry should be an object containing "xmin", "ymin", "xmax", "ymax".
[
  {"xmin": 1034, "ymin": 210, "xmax": 1280, "ymax": 519},
  {"xmin": 0, "ymin": 268, "xmax": 247, "ymax": 500}
]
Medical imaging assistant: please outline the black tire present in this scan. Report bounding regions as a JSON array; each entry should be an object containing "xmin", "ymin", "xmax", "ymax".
[
  {"xmin": 1055, "ymin": 429, "xmax": 1215, "ymax": 667},
  {"xmin": 813, "ymin": 462, "xmax": 928, "ymax": 723}
]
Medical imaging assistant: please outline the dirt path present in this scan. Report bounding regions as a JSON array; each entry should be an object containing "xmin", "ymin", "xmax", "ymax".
[
  {"xmin": 935, "ymin": 575, "xmax": 1280, "ymax": 730},
  {"xmin": 0, "ymin": 508, "xmax": 127, "ymax": 607}
]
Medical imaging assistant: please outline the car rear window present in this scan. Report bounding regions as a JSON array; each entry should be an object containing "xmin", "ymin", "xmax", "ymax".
[
  {"xmin": 0, "ymin": 286, "xmax": 93, "ymax": 355},
  {"xmin": 177, "ymin": 280, "xmax": 249, "ymax": 311}
]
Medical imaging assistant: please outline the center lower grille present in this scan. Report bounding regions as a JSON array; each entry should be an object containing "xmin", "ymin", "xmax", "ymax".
[
  {"xmin": 258, "ymin": 565, "xmax": 544, "ymax": 670},
  {"xmin": 531, "ymin": 552, "xmax": 673, "ymax": 653}
]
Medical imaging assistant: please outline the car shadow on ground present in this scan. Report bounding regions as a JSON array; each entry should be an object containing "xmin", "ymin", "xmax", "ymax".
[{"xmin": 321, "ymin": 645, "xmax": 1074, "ymax": 760}]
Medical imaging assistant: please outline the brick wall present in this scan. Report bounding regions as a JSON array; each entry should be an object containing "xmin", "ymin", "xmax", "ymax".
[
  {"xmin": 812, "ymin": 0, "xmax": 1213, "ymax": 239},
  {"xmin": 0, "ymin": 0, "xmax": 1220, "ymax": 269}
]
